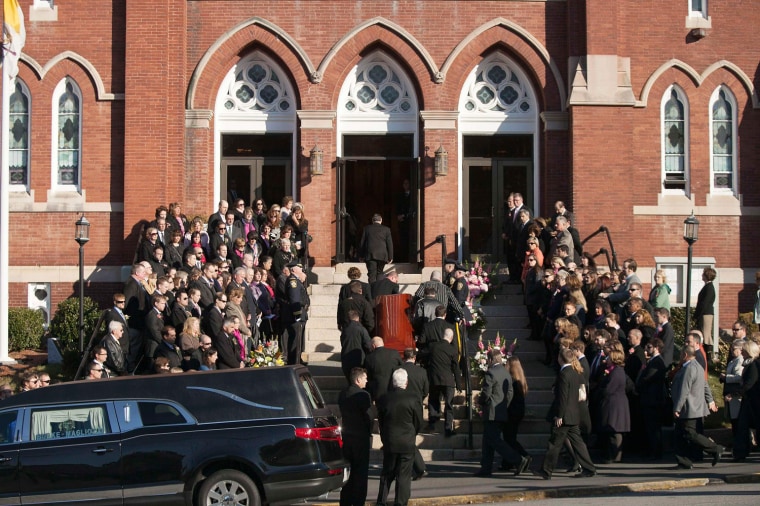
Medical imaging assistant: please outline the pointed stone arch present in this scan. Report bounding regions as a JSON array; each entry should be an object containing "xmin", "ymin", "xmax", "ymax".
[
  {"xmin": 441, "ymin": 18, "xmax": 566, "ymax": 111},
  {"xmin": 637, "ymin": 59, "xmax": 760, "ymax": 109},
  {"xmin": 19, "ymin": 51, "xmax": 122, "ymax": 101},
  {"xmin": 317, "ymin": 17, "xmax": 441, "ymax": 85},
  {"xmin": 186, "ymin": 17, "xmax": 315, "ymax": 110}
]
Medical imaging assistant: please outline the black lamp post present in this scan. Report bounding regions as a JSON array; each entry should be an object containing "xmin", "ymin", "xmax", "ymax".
[
  {"xmin": 75, "ymin": 214, "xmax": 90, "ymax": 353},
  {"xmin": 683, "ymin": 212, "xmax": 699, "ymax": 334}
]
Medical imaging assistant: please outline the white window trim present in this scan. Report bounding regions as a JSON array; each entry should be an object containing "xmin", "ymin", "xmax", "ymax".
[
  {"xmin": 9, "ymin": 78, "xmax": 31, "ymax": 192},
  {"xmin": 29, "ymin": 0, "xmax": 57, "ymax": 22},
  {"xmin": 685, "ymin": 0, "xmax": 711, "ymax": 28},
  {"xmin": 660, "ymin": 84, "xmax": 689, "ymax": 196},
  {"xmin": 709, "ymin": 85, "xmax": 738, "ymax": 196},
  {"xmin": 51, "ymin": 77, "xmax": 82, "ymax": 192},
  {"xmin": 688, "ymin": 0, "xmax": 708, "ymax": 18}
]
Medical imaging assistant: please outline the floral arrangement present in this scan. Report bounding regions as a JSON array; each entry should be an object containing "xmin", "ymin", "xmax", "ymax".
[
  {"xmin": 469, "ymin": 333, "xmax": 518, "ymax": 378},
  {"xmin": 465, "ymin": 301, "xmax": 487, "ymax": 330},
  {"xmin": 465, "ymin": 259, "xmax": 498, "ymax": 304},
  {"xmin": 245, "ymin": 341, "xmax": 285, "ymax": 368}
]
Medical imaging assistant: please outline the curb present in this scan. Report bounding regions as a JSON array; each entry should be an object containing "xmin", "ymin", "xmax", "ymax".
[
  {"xmin": 311, "ymin": 477, "xmax": 714, "ymax": 505},
  {"xmin": 723, "ymin": 472, "xmax": 760, "ymax": 484}
]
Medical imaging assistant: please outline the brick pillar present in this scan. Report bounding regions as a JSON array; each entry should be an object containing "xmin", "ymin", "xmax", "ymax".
[{"xmin": 123, "ymin": 0, "xmax": 187, "ymax": 240}]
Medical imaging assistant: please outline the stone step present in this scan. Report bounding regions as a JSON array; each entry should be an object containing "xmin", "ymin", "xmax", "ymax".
[
  {"xmin": 482, "ymin": 316, "xmax": 529, "ymax": 327},
  {"xmin": 478, "ymin": 305, "xmax": 528, "ymax": 317}
]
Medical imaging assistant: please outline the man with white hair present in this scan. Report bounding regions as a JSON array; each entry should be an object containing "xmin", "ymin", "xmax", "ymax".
[
  {"xmin": 376, "ymin": 367, "xmax": 422, "ymax": 506},
  {"xmin": 100, "ymin": 321, "xmax": 127, "ymax": 376}
]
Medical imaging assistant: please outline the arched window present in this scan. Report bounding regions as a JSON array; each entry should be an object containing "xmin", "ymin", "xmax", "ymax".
[
  {"xmin": 53, "ymin": 77, "xmax": 82, "ymax": 190},
  {"xmin": 8, "ymin": 79, "xmax": 30, "ymax": 189},
  {"xmin": 710, "ymin": 86, "xmax": 737, "ymax": 194},
  {"xmin": 661, "ymin": 85, "xmax": 688, "ymax": 192}
]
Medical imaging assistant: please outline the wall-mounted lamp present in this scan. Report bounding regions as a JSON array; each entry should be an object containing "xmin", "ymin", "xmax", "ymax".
[
  {"xmin": 434, "ymin": 144, "xmax": 448, "ymax": 176},
  {"xmin": 310, "ymin": 145, "xmax": 324, "ymax": 176}
]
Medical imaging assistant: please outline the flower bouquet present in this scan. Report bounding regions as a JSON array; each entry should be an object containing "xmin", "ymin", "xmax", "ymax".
[
  {"xmin": 465, "ymin": 258, "xmax": 498, "ymax": 304},
  {"xmin": 469, "ymin": 333, "xmax": 518, "ymax": 378},
  {"xmin": 245, "ymin": 340, "xmax": 285, "ymax": 368}
]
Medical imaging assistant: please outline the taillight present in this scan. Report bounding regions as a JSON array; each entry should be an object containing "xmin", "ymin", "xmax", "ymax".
[{"xmin": 294, "ymin": 426, "xmax": 343, "ymax": 447}]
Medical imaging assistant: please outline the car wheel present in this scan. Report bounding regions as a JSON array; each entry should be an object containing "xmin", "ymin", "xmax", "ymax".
[{"xmin": 198, "ymin": 469, "xmax": 261, "ymax": 506}]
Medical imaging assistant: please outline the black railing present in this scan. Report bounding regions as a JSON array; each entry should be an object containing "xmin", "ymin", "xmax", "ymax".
[{"xmin": 581, "ymin": 226, "xmax": 619, "ymax": 271}]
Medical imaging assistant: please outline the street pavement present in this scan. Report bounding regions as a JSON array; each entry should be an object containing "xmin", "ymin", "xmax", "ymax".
[{"xmin": 307, "ymin": 452, "xmax": 760, "ymax": 505}]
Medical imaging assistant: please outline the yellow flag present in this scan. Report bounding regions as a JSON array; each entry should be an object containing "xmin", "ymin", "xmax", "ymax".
[{"xmin": 3, "ymin": 0, "xmax": 26, "ymax": 78}]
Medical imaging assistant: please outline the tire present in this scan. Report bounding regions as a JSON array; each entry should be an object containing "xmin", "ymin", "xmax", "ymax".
[{"xmin": 197, "ymin": 469, "xmax": 261, "ymax": 506}]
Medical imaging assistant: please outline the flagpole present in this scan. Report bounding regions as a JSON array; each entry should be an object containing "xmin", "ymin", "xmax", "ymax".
[{"xmin": 0, "ymin": 54, "xmax": 15, "ymax": 363}]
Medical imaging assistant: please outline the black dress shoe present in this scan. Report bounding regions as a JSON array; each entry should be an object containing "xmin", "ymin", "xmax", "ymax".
[
  {"xmin": 473, "ymin": 470, "xmax": 492, "ymax": 477},
  {"xmin": 566, "ymin": 464, "xmax": 582, "ymax": 473},
  {"xmin": 412, "ymin": 470, "xmax": 429, "ymax": 481},
  {"xmin": 573, "ymin": 469, "xmax": 596, "ymax": 478},
  {"xmin": 532, "ymin": 469, "xmax": 551, "ymax": 480},
  {"xmin": 445, "ymin": 430, "xmax": 457, "ymax": 437},
  {"xmin": 514, "ymin": 455, "xmax": 532, "ymax": 476},
  {"xmin": 712, "ymin": 445, "xmax": 724, "ymax": 467},
  {"xmin": 674, "ymin": 463, "xmax": 693, "ymax": 470}
]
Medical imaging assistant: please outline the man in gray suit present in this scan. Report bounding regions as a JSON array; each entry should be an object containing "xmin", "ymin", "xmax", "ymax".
[
  {"xmin": 671, "ymin": 345, "xmax": 722, "ymax": 469},
  {"xmin": 473, "ymin": 349, "xmax": 531, "ymax": 477}
]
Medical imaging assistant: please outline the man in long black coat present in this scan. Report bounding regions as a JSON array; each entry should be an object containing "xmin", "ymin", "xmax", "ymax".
[
  {"xmin": 535, "ymin": 348, "xmax": 596, "ymax": 479},
  {"xmin": 376, "ymin": 368, "xmax": 422, "ymax": 506},
  {"xmin": 401, "ymin": 348, "xmax": 429, "ymax": 480},
  {"xmin": 636, "ymin": 338, "xmax": 667, "ymax": 460},
  {"xmin": 340, "ymin": 311, "xmax": 372, "ymax": 382},
  {"xmin": 359, "ymin": 213, "xmax": 393, "ymax": 284},
  {"xmin": 338, "ymin": 367, "xmax": 373, "ymax": 506},
  {"xmin": 424, "ymin": 329, "xmax": 462, "ymax": 436},
  {"xmin": 364, "ymin": 337, "xmax": 403, "ymax": 402}
]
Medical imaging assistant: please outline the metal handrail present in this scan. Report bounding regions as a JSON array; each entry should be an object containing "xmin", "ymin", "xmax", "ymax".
[{"xmin": 581, "ymin": 226, "xmax": 619, "ymax": 271}]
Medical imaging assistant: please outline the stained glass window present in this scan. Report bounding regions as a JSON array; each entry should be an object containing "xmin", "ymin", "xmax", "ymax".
[
  {"xmin": 711, "ymin": 87, "xmax": 735, "ymax": 191},
  {"xmin": 663, "ymin": 88, "xmax": 685, "ymax": 178},
  {"xmin": 222, "ymin": 56, "xmax": 294, "ymax": 113},
  {"xmin": 341, "ymin": 54, "xmax": 416, "ymax": 115},
  {"xmin": 462, "ymin": 57, "xmax": 533, "ymax": 115},
  {"xmin": 56, "ymin": 78, "xmax": 81, "ymax": 187},
  {"xmin": 8, "ymin": 80, "xmax": 30, "ymax": 187}
]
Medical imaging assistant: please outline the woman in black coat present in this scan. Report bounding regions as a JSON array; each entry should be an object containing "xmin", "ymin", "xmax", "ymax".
[{"xmin": 594, "ymin": 341, "xmax": 630, "ymax": 463}]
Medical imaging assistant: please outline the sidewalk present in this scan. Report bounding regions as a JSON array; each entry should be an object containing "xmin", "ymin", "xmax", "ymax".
[{"xmin": 309, "ymin": 452, "xmax": 760, "ymax": 505}]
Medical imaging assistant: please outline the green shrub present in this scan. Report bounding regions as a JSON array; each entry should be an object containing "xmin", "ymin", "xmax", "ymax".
[
  {"xmin": 49, "ymin": 296, "xmax": 102, "ymax": 352},
  {"xmin": 7, "ymin": 307, "xmax": 45, "ymax": 351},
  {"xmin": 669, "ymin": 306, "xmax": 693, "ymax": 348}
]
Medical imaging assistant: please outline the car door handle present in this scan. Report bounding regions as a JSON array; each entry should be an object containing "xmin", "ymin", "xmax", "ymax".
[{"xmin": 92, "ymin": 447, "xmax": 114, "ymax": 455}]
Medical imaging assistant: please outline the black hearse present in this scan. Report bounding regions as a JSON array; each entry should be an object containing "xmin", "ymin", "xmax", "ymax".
[{"xmin": 0, "ymin": 366, "xmax": 347, "ymax": 505}]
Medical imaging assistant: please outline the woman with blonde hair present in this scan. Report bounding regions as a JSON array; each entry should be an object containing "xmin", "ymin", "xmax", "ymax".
[
  {"xmin": 648, "ymin": 269, "xmax": 671, "ymax": 310},
  {"xmin": 179, "ymin": 316, "xmax": 202, "ymax": 362},
  {"xmin": 594, "ymin": 339, "xmax": 630, "ymax": 463}
]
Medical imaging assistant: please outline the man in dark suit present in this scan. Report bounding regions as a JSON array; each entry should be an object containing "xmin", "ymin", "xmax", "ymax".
[
  {"xmin": 99, "ymin": 321, "xmax": 127, "ymax": 376},
  {"xmin": 338, "ymin": 266, "xmax": 373, "ymax": 306},
  {"xmin": 123, "ymin": 263, "xmax": 150, "ymax": 370},
  {"xmin": 654, "ymin": 307, "xmax": 675, "ymax": 366},
  {"xmin": 214, "ymin": 317, "xmax": 243, "ymax": 369},
  {"xmin": 190, "ymin": 263, "xmax": 218, "ymax": 310},
  {"xmin": 340, "ymin": 310, "xmax": 373, "ymax": 382},
  {"xmin": 154, "ymin": 325, "xmax": 182, "ymax": 369},
  {"xmin": 671, "ymin": 345, "xmax": 721, "ymax": 469},
  {"xmin": 535, "ymin": 348, "xmax": 596, "ymax": 479},
  {"xmin": 371, "ymin": 270, "xmax": 400, "ymax": 300},
  {"xmin": 104, "ymin": 293, "xmax": 130, "ymax": 355},
  {"xmin": 170, "ymin": 289, "xmax": 192, "ymax": 330},
  {"xmin": 337, "ymin": 281, "xmax": 374, "ymax": 333},
  {"xmin": 636, "ymin": 338, "xmax": 668, "ymax": 460},
  {"xmin": 202, "ymin": 292, "xmax": 226, "ymax": 339},
  {"xmin": 474, "ymin": 349, "xmax": 531, "ymax": 477},
  {"xmin": 419, "ymin": 305, "xmax": 454, "ymax": 354},
  {"xmin": 359, "ymin": 213, "xmax": 393, "ymax": 284},
  {"xmin": 364, "ymin": 337, "xmax": 403, "ymax": 402},
  {"xmin": 424, "ymin": 329, "xmax": 462, "ymax": 437},
  {"xmin": 376, "ymin": 368, "xmax": 422, "ymax": 506},
  {"xmin": 338, "ymin": 368, "xmax": 373, "ymax": 506},
  {"xmin": 142, "ymin": 294, "xmax": 168, "ymax": 368},
  {"xmin": 400, "ymin": 348, "xmax": 429, "ymax": 480},
  {"xmin": 207, "ymin": 200, "xmax": 228, "ymax": 233}
]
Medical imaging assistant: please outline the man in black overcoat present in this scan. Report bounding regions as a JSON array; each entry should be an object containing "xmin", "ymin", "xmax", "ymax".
[
  {"xmin": 364, "ymin": 337, "xmax": 403, "ymax": 402},
  {"xmin": 376, "ymin": 368, "xmax": 422, "ymax": 506},
  {"xmin": 340, "ymin": 310, "xmax": 372, "ymax": 382},
  {"xmin": 338, "ymin": 367, "xmax": 373, "ymax": 506},
  {"xmin": 359, "ymin": 213, "xmax": 393, "ymax": 284},
  {"xmin": 423, "ymin": 329, "xmax": 462, "ymax": 436}
]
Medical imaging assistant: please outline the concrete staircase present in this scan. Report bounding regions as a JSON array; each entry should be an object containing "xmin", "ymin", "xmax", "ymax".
[{"xmin": 304, "ymin": 266, "xmax": 555, "ymax": 462}]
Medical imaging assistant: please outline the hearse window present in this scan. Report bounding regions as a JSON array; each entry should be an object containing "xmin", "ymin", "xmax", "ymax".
[
  {"xmin": 138, "ymin": 402, "xmax": 187, "ymax": 426},
  {"xmin": 0, "ymin": 411, "xmax": 19, "ymax": 444},
  {"xmin": 30, "ymin": 405, "xmax": 110, "ymax": 441},
  {"xmin": 299, "ymin": 373, "xmax": 325, "ymax": 410}
]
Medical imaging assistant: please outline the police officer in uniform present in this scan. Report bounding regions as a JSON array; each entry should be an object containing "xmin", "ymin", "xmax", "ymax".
[
  {"xmin": 280, "ymin": 260, "xmax": 310, "ymax": 364},
  {"xmin": 443, "ymin": 259, "xmax": 457, "ymax": 289},
  {"xmin": 451, "ymin": 264, "xmax": 472, "ymax": 327}
]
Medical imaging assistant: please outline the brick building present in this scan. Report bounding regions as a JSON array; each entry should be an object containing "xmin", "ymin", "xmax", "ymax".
[{"xmin": 2, "ymin": 1, "xmax": 759, "ymax": 331}]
